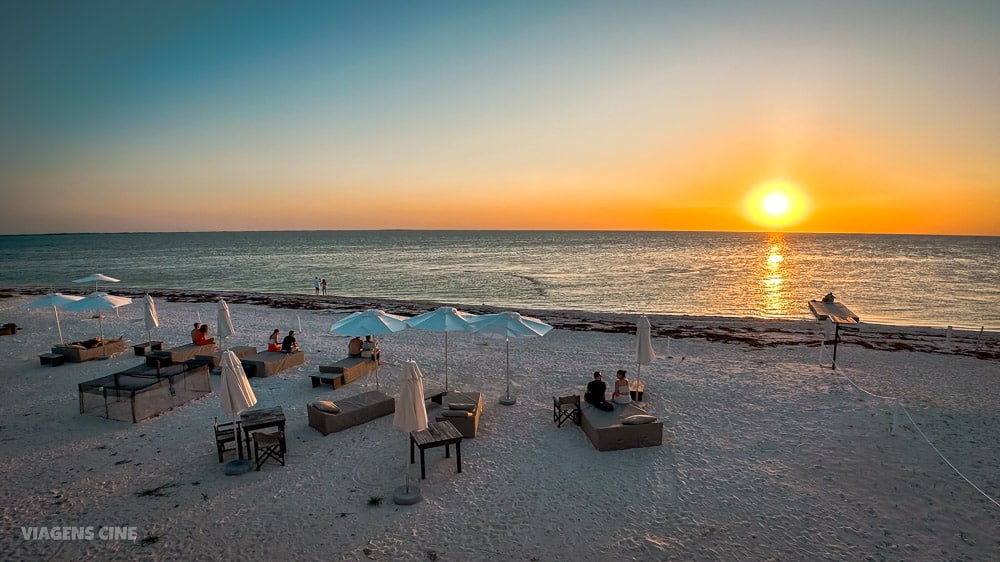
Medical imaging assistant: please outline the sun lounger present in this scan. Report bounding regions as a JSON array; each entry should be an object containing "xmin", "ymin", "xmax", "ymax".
[
  {"xmin": 51, "ymin": 337, "xmax": 126, "ymax": 362},
  {"xmin": 433, "ymin": 391, "xmax": 483, "ymax": 438},
  {"xmin": 78, "ymin": 361, "xmax": 211, "ymax": 423},
  {"xmin": 306, "ymin": 390, "xmax": 395, "ymax": 435},
  {"xmin": 241, "ymin": 350, "xmax": 306, "ymax": 377},
  {"xmin": 579, "ymin": 402, "xmax": 663, "ymax": 451},
  {"xmin": 0, "ymin": 323, "xmax": 20, "ymax": 336}
]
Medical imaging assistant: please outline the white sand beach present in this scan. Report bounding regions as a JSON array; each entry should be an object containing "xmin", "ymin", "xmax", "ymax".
[{"xmin": 0, "ymin": 290, "xmax": 997, "ymax": 561}]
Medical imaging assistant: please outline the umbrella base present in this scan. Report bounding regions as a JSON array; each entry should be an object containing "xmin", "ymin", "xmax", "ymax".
[
  {"xmin": 498, "ymin": 395, "xmax": 517, "ymax": 406},
  {"xmin": 392, "ymin": 485, "xmax": 422, "ymax": 505},
  {"xmin": 224, "ymin": 459, "xmax": 253, "ymax": 476}
]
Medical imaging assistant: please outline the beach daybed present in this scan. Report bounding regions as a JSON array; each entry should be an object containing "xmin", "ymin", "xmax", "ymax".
[
  {"xmin": 78, "ymin": 361, "xmax": 211, "ymax": 423},
  {"xmin": 579, "ymin": 401, "xmax": 663, "ymax": 451},
  {"xmin": 196, "ymin": 345, "xmax": 258, "ymax": 369},
  {"xmin": 314, "ymin": 356, "xmax": 378, "ymax": 387},
  {"xmin": 52, "ymin": 337, "xmax": 126, "ymax": 362},
  {"xmin": 433, "ymin": 391, "xmax": 483, "ymax": 438},
  {"xmin": 146, "ymin": 343, "xmax": 217, "ymax": 367},
  {"xmin": 0, "ymin": 323, "xmax": 20, "ymax": 336},
  {"xmin": 306, "ymin": 390, "xmax": 395, "ymax": 435},
  {"xmin": 242, "ymin": 350, "xmax": 306, "ymax": 377}
]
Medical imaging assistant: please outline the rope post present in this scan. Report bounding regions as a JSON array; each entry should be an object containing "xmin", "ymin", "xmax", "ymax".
[{"xmin": 832, "ymin": 322, "xmax": 841, "ymax": 370}]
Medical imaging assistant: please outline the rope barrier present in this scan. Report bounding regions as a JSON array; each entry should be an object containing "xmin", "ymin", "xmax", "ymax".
[{"xmin": 830, "ymin": 362, "xmax": 1000, "ymax": 509}]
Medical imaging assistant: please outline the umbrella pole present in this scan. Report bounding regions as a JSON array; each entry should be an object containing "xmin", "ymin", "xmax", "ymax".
[
  {"xmin": 54, "ymin": 306, "xmax": 64, "ymax": 346},
  {"xmin": 444, "ymin": 332, "xmax": 449, "ymax": 392},
  {"xmin": 99, "ymin": 314, "xmax": 107, "ymax": 358},
  {"xmin": 499, "ymin": 337, "xmax": 516, "ymax": 405}
]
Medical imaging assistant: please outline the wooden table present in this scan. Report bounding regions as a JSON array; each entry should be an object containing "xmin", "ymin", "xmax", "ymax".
[
  {"xmin": 240, "ymin": 406, "xmax": 286, "ymax": 459},
  {"xmin": 409, "ymin": 421, "xmax": 463, "ymax": 480}
]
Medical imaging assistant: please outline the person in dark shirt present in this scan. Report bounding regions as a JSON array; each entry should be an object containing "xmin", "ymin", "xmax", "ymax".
[
  {"xmin": 281, "ymin": 330, "xmax": 299, "ymax": 352},
  {"xmin": 585, "ymin": 371, "xmax": 614, "ymax": 411}
]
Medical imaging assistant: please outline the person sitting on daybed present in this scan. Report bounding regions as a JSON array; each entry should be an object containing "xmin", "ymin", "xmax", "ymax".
[
  {"xmin": 282, "ymin": 330, "xmax": 300, "ymax": 353},
  {"xmin": 362, "ymin": 335, "xmax": 380, "ymax": 362},
  {"xmin": 613, "ymin": 369, "xmax": 632, "ymax": 405},
  {"xmin": 267, "ymin": 329, "xmax": 281, "ymax": 352},
  {"xmin": 585, "ymin": 371, "xmax": 614, "ymax": 411},
  {"xmin": 191, "ymin": 322, "xmax": 202, "ymax": 344},
  {"xmin": 194, "ymin": 324, "xmax": 216, "ymax": 346},
  {"xmin": 348, "ymin": 336, "xmax": 363, "ymax": 357}
]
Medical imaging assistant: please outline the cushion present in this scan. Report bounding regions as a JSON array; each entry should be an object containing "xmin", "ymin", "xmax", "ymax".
[
  {"xmin": 311, "ymin": 400, "xmax": 340, "ymax": 414},
  {"xmin": 448, "ymin": 403, "xmax": 476, "ymax": 412},
  {"xmin": 622, "ymin": 414, "xmax": 657, "ymax": 425},
  {"xmin": 69, "ymin": 344, "xmax": 87, "ymax": 349},
  {"xmin": 440, "ymin": 410, "xmax": 473, "ymax": 418}
]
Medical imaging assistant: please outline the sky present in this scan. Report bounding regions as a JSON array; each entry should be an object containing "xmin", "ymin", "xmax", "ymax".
[{"xmin": 2, "ymin": 0, "xmax": 998, "ymax": 235}]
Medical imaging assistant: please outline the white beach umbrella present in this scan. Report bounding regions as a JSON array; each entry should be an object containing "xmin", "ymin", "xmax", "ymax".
[
  {"xmin": 393, "ymin": 360, "xmax": 429, "ymax": 505},
  {"xmin": 62, "ymin": 292, "xmax": 133, "ymax": 356},
  {"xmin": 220, "ymin": 350, "xmax": 257, "ymax": 469},
  {"xmin": 73, "ymin": 273, "xmax": 120, "ymax": 292},
  {"xmin": 635, "ymin": 315, "xmax": 656, "ymax": 397},
  {"xmin": 218, "ymin": 299, "xmax": 236, "ymax": 351},
  {"xmin": 330, "ymin": 309, "xmax": 409, "ymax": 391},
  {"xmin": 24, "ymin": 293, "xmax": 83, "ymax": 345},
  {"xmin": 470, "ymin": 311, "xmax": 552, "ymax": 405},
  {"xmin": 143, "ymin": 294, "xmax": 160, "ymax": 345},
  {"xmin": 405, "ymin": 306, "xmax": 478, "ymax": 392}
]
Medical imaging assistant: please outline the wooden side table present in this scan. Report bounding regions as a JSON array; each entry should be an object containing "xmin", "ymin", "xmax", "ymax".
[{"xmin": 410, "ymin": 421, "xmax": 463, "ymax": 480}]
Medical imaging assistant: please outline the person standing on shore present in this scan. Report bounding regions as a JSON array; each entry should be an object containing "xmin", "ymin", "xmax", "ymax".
[
  {"xmin": 314, "ymin": 277, "xmax": 320, "ymax": 295},
  {"xmin": 321, "ymin": 278, "xmax": 328, "ymax": 296}
]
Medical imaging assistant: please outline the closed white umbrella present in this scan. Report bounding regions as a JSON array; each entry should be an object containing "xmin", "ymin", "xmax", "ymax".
[
  {"xmin": 220, "ymin": 350, "xmax": 257, "ymax": 473},
  {"xmin": 218, "ymin": 299, "xmax": 236, "ymax": 351},
  {"xmin": 393, "ymin": 360, "xmax": 428, "ymax": 505},
  {"xmin": 635, "ymin": 315, "xmax": 656, "ymax": 401},
  {"xmin": 330, "ymin": 309, "xmax": 409, "ymax": 391},
  {"xmin": 62, "ymin": 292, "xmax": 133, "ymax": 357},
  {"xmin": 470, "ymin": 311, "xmax": 552, "ymax": 406},
  {"xmin": 24, "ymin": 293, "xmax": 83, "ymax": 345},
  {"xmin": 405, "ymin": 306, "xmax": 478, "ymax": 392},
  {"xmin": 143, "ymin": 294, "xmax": 160, "ymax": 346}
]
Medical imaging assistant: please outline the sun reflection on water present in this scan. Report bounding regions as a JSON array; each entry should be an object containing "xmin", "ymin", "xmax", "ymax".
[{"xmin": 756, "ymin": 234, "xmax": 796, "ymax": 318}]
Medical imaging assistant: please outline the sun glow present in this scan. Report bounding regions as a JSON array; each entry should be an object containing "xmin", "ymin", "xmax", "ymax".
[{"xmin": 743, "ymin": 179, "xmax": 812, "ymax": 230}]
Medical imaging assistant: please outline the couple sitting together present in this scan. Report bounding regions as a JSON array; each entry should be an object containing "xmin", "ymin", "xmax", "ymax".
[
  {"xmin": 347, "ymin": 335, "xmax": 380, "ymax": 361},
  {"xmin": 268, "ymin": 329, "xmax": 300, "ymax": 353},
  {"xmin": 584, "ymin": 370, "xmax": 632, "ymax": 411}
]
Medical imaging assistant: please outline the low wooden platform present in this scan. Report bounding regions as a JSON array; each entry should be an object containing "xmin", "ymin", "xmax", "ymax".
[
  {"xmin": 242, "ymin": 350, "xmax": 306, "ymax": 377},
  {"xmin": 580, "ymin": 402, "xmax": 663, "ymax": 451},
  {"xmin": 808, "ymin": 300, "xmax": 860, "ymax": 323},
  {"xmin": 146, "ymin": 343, "xmax": 217, "ymax": 367}
]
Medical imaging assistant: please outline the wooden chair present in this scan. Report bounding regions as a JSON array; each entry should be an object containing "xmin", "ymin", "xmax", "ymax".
[
  {"xmin": 553, "ymin": 395, "xmax": 581, "ymax": 427},
  {"xmin": 214, "ymin": 418, "xmax": 238, "ymax": 463},
  {"xmin": 253, "ymin": 431, "xmax": 286, "ymax": 470}
]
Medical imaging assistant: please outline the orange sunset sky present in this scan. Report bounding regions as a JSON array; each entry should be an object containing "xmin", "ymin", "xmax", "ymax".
[{"xmin": 2, "ymin": 1, "xmax": 998, "ymax": 236}]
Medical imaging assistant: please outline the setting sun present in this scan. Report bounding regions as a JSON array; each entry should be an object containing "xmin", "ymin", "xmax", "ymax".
[{"xmin": 743, "ymin": 179, "xmax": 812, "ymax": 230}]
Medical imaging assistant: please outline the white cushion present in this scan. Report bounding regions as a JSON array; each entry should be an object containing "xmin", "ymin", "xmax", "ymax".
[
  {"xmin": 312, "ymin": 400, "xmax": 340, "ymax": 414},
  {"xmin": 622, "ymin": 414, "xmax": 657, "ymax": 425}
]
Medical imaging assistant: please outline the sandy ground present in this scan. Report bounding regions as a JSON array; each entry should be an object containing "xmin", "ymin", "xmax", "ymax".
[{"xmin": 0, "ymin": 290, "xmax": 997, "ymax": 561}]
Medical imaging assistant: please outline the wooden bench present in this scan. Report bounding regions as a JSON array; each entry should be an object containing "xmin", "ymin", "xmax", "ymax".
[
  {"xmin": 39, "ymin": 352, "xmax": 65, "ymax": 367},
  {"xmin": 241, "ymin": 350, "xmax": 306, "ymax": 378}
]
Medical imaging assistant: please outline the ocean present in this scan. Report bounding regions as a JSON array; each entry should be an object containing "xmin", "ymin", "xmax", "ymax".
[{"xmin": 0, "ymin": 231, "xmax": 997, "ymax": 330}]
